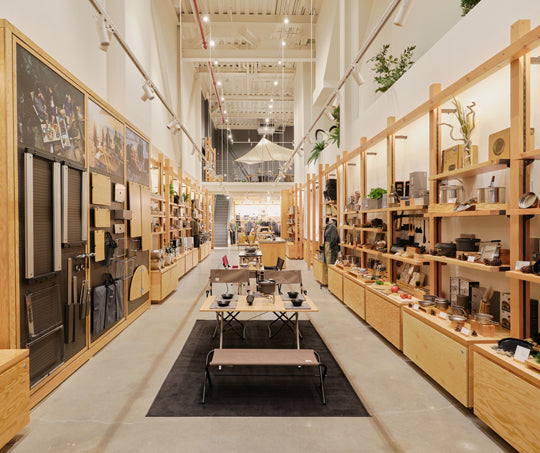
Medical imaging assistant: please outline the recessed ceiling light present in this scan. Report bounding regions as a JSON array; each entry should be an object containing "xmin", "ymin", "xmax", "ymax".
[
  {"xmin": 228, "ymin": 134, "xmax": 232, "ymax": 139},
  {"xmin": 269, "ymin": 104, "xmax": 273, "ymax": 109},
  {"xmin": 274, "ymin": 81, "xmax": 278, "ymax": 86},
  {"xmin": 265, "ymin": 118, "xmax": 269, "ymax": 123},
  {"xmin": 225, "ymin": 119, "xmax": 229, "ymax": 122},
  {"xmin": 214, "ymin": 60, "xmax": 218, "ymax": 65},
  {"xmin": 217, "ymin": 80, "xmax": 222, "ymax": 86},
  {"xmin": 203, "ymin": 15, "xmax": 209, "ymax": 23},
  {"xmin": 270, "ymin": 98, "xmax": 274, "ymax": 102},
  {"xmin": 223, "ymin": 109, "xmax": 227, "ymax": 114},
  {"xmin": 281, "ymin": 40, "xmax": 286, "ymax": 47},
  {"xmin": 264, "ymin": 126, "xmax": 268, "ymax": 131},
  {"xmin": 284, "ymin": 17, "xmax": 289, "ymax": 24},
  {"xmin": 209, "ymin": 40, "xmax": 215, "ymax": 47},
  {"xmin": 278, "ymin": 60, "xmax": 282, "ymax": 65},
  {"xmin": 221, "ymin": 96, "xmax": 225, "ymax": 101}
]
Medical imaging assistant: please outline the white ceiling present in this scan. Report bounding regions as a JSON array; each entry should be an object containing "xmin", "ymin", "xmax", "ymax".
[{"xmin": 178, "ymin": 0, "xmax": 321, "ymax": 130}]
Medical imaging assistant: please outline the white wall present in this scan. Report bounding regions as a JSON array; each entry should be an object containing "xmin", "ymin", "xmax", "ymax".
[{"xmin": 0, "ymin": 0, "xmax": 198, "ymax": 177}]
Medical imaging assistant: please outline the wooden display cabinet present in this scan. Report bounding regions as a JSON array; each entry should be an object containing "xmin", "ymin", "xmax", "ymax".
[
  {"xmin": 327, "ymin": 265, "xmax": 344, "ymax": 300},
  {"xmin": 313, "ymin": 257, "xmax": 327, "ymax": 286},
  {"xmin": 472, "ymin": 344, "xmax": 540, "ymax": 452},
  {"xmin": 150, "ymin": 262, "xmax": 178, "ymax": 302},
  {"xmin": 343, "ymin": 273, "xmax": 366, "ymax": 319},
  {"xmin": 365, "ymin": 287, "xmax": 408, "ymax": 350}
]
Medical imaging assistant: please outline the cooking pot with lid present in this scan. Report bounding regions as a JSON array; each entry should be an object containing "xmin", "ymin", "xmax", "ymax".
[
  {"xmin": 439, "ymin": 184, "xmax": 464, "ymax": 204},
  {"xmin": 258, "ymin": 280, "xmax": 276, "ymax": 295}
]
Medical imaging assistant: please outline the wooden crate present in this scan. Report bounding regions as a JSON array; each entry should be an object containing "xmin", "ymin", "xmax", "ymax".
[
  {"xmin": 328, "ymin": 265, "xmax": 343, "ymax": 301},
  {"xmin": 0, "ymin": 350, "xmax": 29, "ymax": 449},
  {"xmin": 343, "ymin": 275, "xmax": 365, "ymax": 319}
]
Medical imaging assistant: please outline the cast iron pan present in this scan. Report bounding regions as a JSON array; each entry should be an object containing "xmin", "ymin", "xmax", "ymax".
[{"xmin": 497, "ymin": 338, "xmax": 533, "ymax": 354}]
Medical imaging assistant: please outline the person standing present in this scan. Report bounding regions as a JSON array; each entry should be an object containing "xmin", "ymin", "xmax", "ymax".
[
  {"xmin": 323, "ymin": 218, "xmax": 340, "ymax": 271},
  {"xmin": 191, "ymin": 213, "xmax": 200, "ymax": 248},
  {"xmin": 228, "ymin": 217, "xmax": 236, "ymax": 245}
]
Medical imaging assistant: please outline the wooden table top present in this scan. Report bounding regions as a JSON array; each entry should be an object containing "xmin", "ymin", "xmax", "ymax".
[{"xmin": 200, "ymin": 295, "xmax": 318, "ymax": 313}]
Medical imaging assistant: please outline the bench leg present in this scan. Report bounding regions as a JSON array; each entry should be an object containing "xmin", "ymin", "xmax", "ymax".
[{"xmin": 202, "ymin": 350, "xmax": 214, "ymax": 404}]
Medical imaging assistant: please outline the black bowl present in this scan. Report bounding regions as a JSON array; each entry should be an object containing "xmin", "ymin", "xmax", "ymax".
[
  {"xmin": 291, "ymin": 299, "xmax": 303, "ymax": 307},
  {"xmin": 288, "ymin": 291, "xmax": 299, "ymax": 299},
  {"xmin": 217, "ymin": 299, "xmax": 230, "ymax": 307},
  {"xmin": 221, "ymin": 293, "xmax": 233, "ymax": 300}
]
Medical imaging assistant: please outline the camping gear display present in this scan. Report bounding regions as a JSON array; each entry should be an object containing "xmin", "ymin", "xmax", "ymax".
[{"xmin": 92, "ymin": 273, "xmax": 123, "ymax": 335}]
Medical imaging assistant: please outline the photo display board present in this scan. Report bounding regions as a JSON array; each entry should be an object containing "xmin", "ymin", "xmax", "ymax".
[{"xmin": 126, "ymin": 126, "xmax": 149, "ymax": 187}]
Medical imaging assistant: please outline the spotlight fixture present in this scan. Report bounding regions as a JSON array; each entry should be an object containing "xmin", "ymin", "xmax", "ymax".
[
  {"xmin": 221, "ymin": 96, "xmax": 225, "ymax": 101},
  {"xmin": 96, "ymin": 15, "xmax": 111, "ymax": 51},
  {"xmin": 141, "ymin": 81, "xmax": 155, "ymax": 101},
  {"xmin": 281, "ymin": 40, "xmax": 286, "ymax": 47},
  {"xmin": 273, "ymin": 81, "xmax": 278, "ymax": 86},
  {"xmin": 393, "ymin": 0, "xmax": 413, "ymax": 27},
  {"xmin": 270, "ymin": 98, "xmax": 274, "ymax": 102},
  {"xmin": 223, "ymin": 110, "xmax": 227, "ymax": 114},
  {"xmin": 166, "ymin": 119, "xmax": 177, "ymax": 130},
  {"xmin": 209, "ymin": 39, "xmax": 215, "ymax": 47},
  {"xmin": 228, "ymin": 134, "xmax": 232, "ymax": 139},
  {"xmin": 284, "ymin": 17, "xmax": 289, "ymax": 24},
  {"xmin": 351, "ymin": 67, "xmax": 365, "ymax": 86},
  {"xmin": 225, "ymin": 119, "xmax": 229, "ymax": 123},
  {"xmin": 203, "ymin": 14, "xmax": 209, "ymax": 23},
  {"xmin": 214, "ymin": 60, "xmax": 218, "ymax": 65},
  {"xmin": 269, "ymin": 104, "xmax": 273, "ymax": 109},
  {"xmin": 265, "ymin": 118, "xmax": 269, "ymax": 123},
  {"xmin": 217, "ymin": 80, "xmax": 222, "ymax": 86},
  {"xmin": 278, "ymin": 60, "xmax": 282, "ymax": 65}
]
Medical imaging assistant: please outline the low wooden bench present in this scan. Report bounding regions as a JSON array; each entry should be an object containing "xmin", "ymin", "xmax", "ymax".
[{"xmin": 202, "ymin": 348, "xmax": 327, "ymax": 404}]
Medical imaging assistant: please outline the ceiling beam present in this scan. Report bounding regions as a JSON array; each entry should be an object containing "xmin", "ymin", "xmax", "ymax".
[
  {"xmin": 183, "ymin": 49, "xmax": 315, "ymax": 63},
  {"xmin": 208, "ymin": 95, "xmax": 293, "ymax": 102},
  {"xmin": 181, "ymin": 14, "xmax": 316, "ymax": 25}
]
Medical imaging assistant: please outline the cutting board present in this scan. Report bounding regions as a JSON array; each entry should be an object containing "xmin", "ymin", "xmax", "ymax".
[
  {"xmin": 94, "ymin": 208, "xmax": 110, "ymax": 228},
  {"xmin": 93, "ymin": 230, "xmax": 105, "ymax": 262},
  {"xmin": 129, "ymin": 181, "xmax": 142, "ymax": 237},
  {"xmin": 91, "ymin": 173, "xmax": 111, "ymax": 205}
]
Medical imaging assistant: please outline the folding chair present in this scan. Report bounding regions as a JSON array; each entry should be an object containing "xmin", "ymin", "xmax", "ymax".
[
  {"xmin": 222, "ymin": 255, "xmax": 230, "ymax": 268},
  {"xmin": 263, "ymin": 270, "xmax": 307, "ymax": 340},
  {"xmin": 264, "ymin": 256, "xmax": 285, "ymax": 271},
  {"xmin": 207, "ymin": 269, "xmax": 250, "ymax": 340}
]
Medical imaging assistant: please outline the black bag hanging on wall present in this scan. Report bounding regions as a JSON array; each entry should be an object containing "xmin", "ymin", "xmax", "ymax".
[
  {"xmin": 104, "ymin": 232, "xmax": 117, "ymax": 267},
  {"xmin": 324, "ymin": 179, "xmax": 337, "ymax": 202},
  {"xmin": 114, "ymin": 279, "xmax": 124, "ymax": 321},
  {"xmin": 92, "ymin": 284, "xmax": 107, "ymax": 334},
  {"xmin": 103, "ymin": 273, "xmax": 117, "ymax": 330}
]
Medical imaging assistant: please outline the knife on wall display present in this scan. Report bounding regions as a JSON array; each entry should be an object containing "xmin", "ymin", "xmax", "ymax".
[{"xmin": 65, "ymin": 258, "xmax": 74, "ymax": 344}]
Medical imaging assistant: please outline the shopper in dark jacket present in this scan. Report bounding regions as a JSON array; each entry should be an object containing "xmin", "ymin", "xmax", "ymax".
[{"xmin": 323, "ymin": 219, "xmax": 340, "ymax": 265}]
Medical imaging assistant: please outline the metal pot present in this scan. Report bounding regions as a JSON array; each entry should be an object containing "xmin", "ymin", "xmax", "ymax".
[
  {"xmin": 434, "ymin": 242, "xmax": 457, "ymax": 257},
  {"xmin": 455, "ymin": 237, "xmax": 481, "ymax": 252},
  {"xmin": 449, "ymin": 306, "xmax": 468, "ymax": 322},
  {"xmin": 435, "ymin": 297, "xmax": 449, "ymax": 310},
  {"xmin": 423, "ymin": 294, "xmax": 437, "ymax": 302},
  {"xmin": 439, "ymin": 184, "xmax": 464, "ymax": 204},
  {"xmin": 474, "ymin": 313, "xmax": 494, "ymax": 324},
  {"xmin": 419, "ymin": 300, "xmax": 435, "ymax": 307},
  {"xmin": 258, "ymin": 280, "xmax": 276, "ymax": 295},
  {"xmin": 518, "ymin": 192, "xmax": 538, "ymax": 209},
  {"xmin": 477, "ymin": 187, "xmax": 505, "ymax": 203}
]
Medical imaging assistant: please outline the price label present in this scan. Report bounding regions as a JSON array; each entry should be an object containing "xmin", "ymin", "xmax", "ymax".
[
  {"xmin": 460, "ymin": 327, "xmax": 470, "ymax": 336},
  {"xmin": 467, "ymin": 256, "xmax": 476, "ymax": 262},
  {"xmin": 514, "ymin": 345, "xmax": 531, "ymax": 363},
  {"xmin": 413, "ymin": 304, "xmax": 419, "ymax": 311},
  {"xmin": 439, "ymin": 312, "xmax": 448, "ymax": 320}
]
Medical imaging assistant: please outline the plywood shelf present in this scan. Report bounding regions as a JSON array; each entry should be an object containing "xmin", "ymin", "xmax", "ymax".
[
  {"xmin": 426, "ymin": 255, "xmax": 509, "ymax": 272},
  {"xmin": 382, "ymin": 253, "xmax": 431, "ymax": 266},
  {"xmin": 506, "ymin": 270, "xmax": 540, "ymax": 284},
  {"xmin": 512, "ymin": 148, "xmax": 540, "ymax": 160},
  {"xmin": 151, "ymin": 194, "xmax": 165, "ymax": 201},
  {"xmin": 429, "ymin": 159, "xmax": 510, "ymax": 181},
  {"xmin": 506, "ymin": 207, "xmax": 540, "ymax": 216},
  {"xmin": 387, "ymin": 205, "xmax": 428, "ymax": 212},
  {"xmin": 426, "ymin": 204, "xmax": 508, "ymax": 217}
]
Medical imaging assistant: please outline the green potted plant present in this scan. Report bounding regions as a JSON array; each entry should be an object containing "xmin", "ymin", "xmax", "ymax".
[
  {"xmin": 368, "ymin": 44, "xmax": 416, "ymax": 93},
  {"xmin": 461, "ymin": 0, "xmax": 481, "ymax": 16},
  {"xmin": 440, "ymin": 97, "xmax": 477, "ymax": 167},
  {"xmin": 363, "ymin": 187, "xmax": 387, "ymax": 209}
]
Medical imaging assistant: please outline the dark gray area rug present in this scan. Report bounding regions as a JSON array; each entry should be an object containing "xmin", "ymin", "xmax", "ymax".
[{"xmin": 147, "ymin": 320, "xmax": 369, "ymax": 417}]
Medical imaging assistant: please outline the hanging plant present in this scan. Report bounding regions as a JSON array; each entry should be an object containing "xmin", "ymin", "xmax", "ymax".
[
  {"xmin": 461, "ymin": 0, "xmax": 482, "ymax": 16},
  {"xmin": 328, "ymin": 106, "xmax": 340, "ymax": 147},
  {"xmin": 368, "ymin": 44, "xmax": 416, "ymax": 93},
  {"xmin": 307, "ymin": 139, "xmax": 327, "ymax": 165}
]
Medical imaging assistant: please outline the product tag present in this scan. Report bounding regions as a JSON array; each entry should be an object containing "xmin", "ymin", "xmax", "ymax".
[
  {"xmin": 467, "ymin": 256, "xmax": 476, "ymax": 262},
  {"xmin": 439, "ymin": 312, "xmax": 448, "ymax": 320},
  {"xmin": 413, "ymin": 304, "xmax": 419, "ymax": 311},
  {"xmin": 460, "ymin": 327, "xmax": 470, "ymax": 336},
  {"xmin": 515, "ymin": 261, "xmax": 531, "ymax": 270},
  {"xmin": 514, "ymin": 345, "xmax": 531, "ymax": 363}
]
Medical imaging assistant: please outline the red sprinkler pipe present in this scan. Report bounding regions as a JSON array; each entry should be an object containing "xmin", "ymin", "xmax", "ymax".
[
  {"xmin": 192, "ymin": 0, "xmax": 207, "ymax": 49},
  {"xmin": 208, "ymin": 61, "xmax": 225, "ymax": 124}
]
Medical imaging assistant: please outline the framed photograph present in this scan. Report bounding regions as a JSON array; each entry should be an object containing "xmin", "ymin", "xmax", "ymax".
[
  {"xmin": 126, "ymin": 127, "xmax": 149, "ymax": 187},
  {"xmin": 87, "ymin": 99, "xmax": 124, "ymax": 179},
  {"xmin": 480, "ymin": 244, "xmax": 500, "ymax": 261},
  {"xmin": 16, "ymin": 44, "xmax": 85, "ymax": 165}
]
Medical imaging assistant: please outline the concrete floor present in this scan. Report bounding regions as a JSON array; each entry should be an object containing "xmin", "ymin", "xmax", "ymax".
[{"xmin": 4, "ymin": 249, "xmax": 514, "ymax": 453}]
